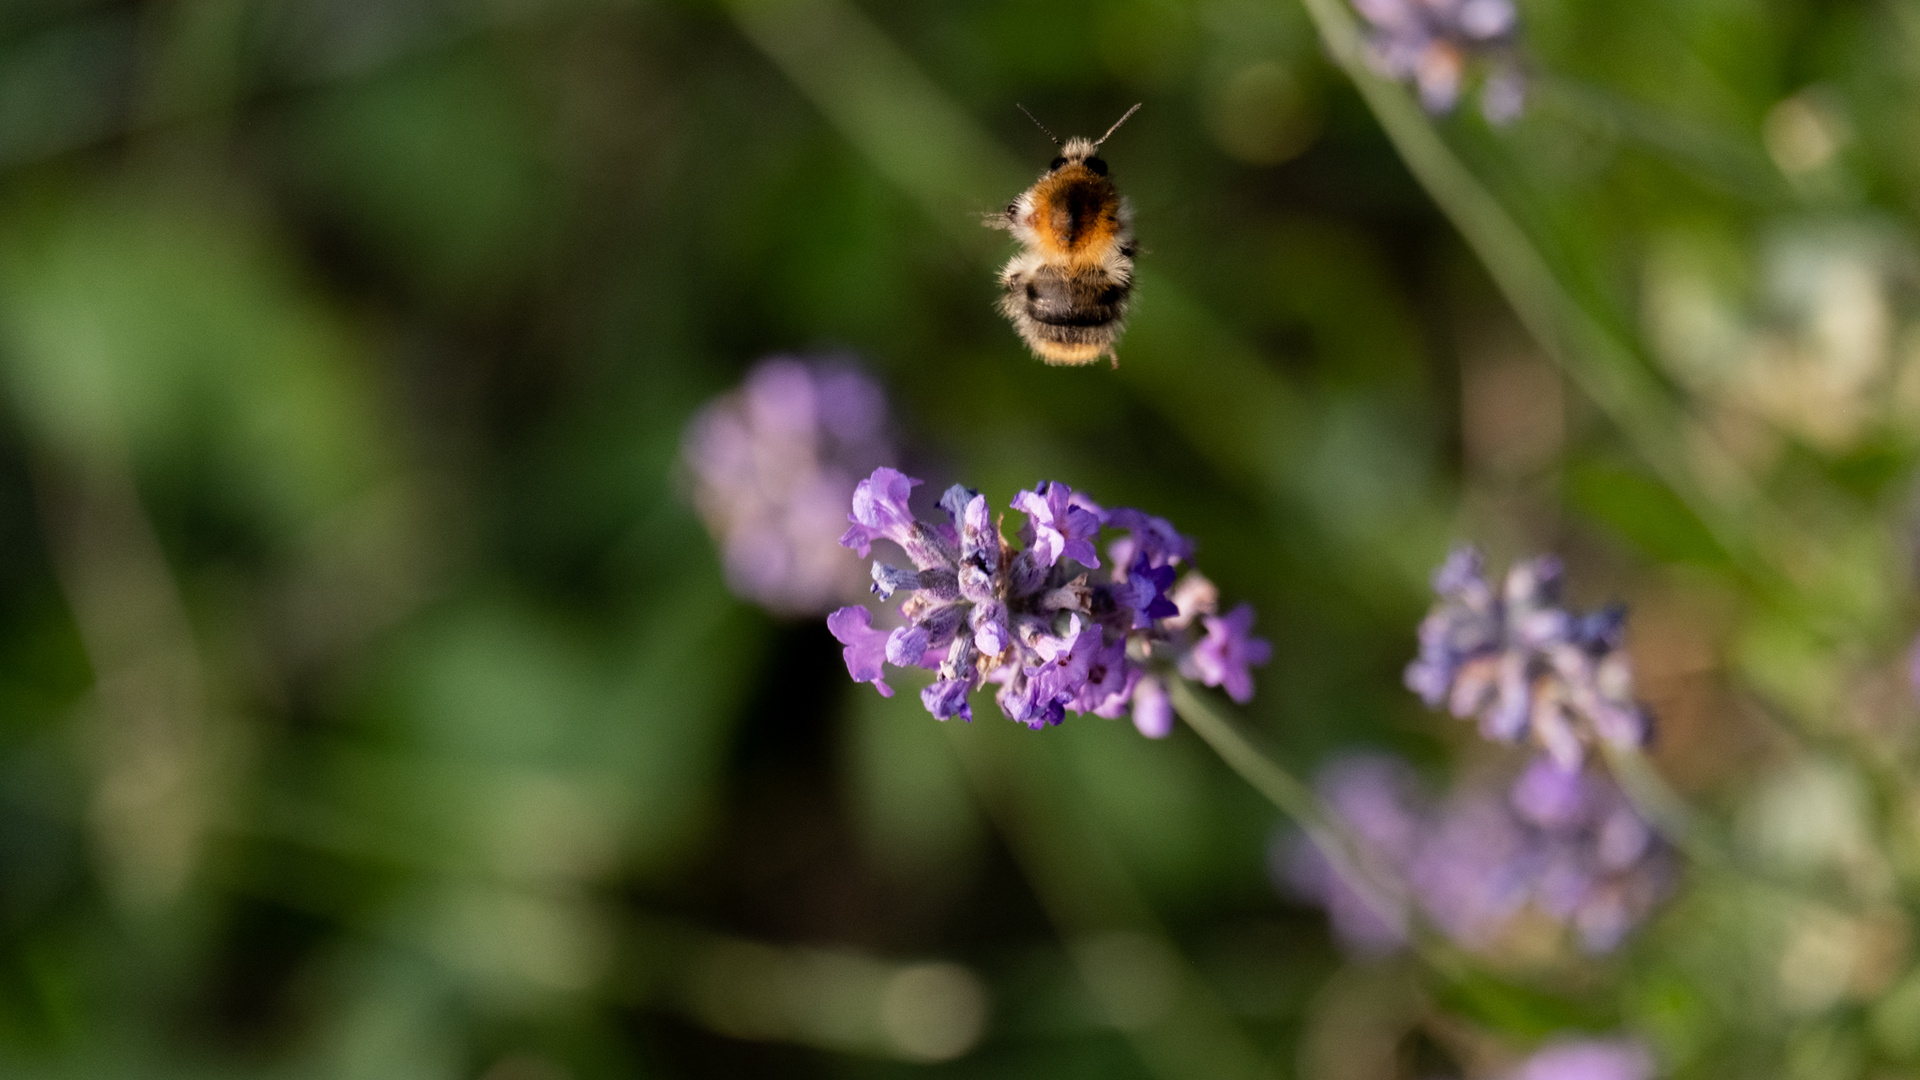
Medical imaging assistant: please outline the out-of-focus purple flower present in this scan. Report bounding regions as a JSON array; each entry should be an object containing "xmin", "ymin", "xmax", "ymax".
[
  {"xmin": 1182, "ymin": 603, "xmax": 1274, "ymax": 704},
  {"xmin": 1406, "ymin": 546, "xmax": 1652, "ymax": 769},
  {"xmin": 1279, "ymin": 754, "xmax": 1423, "ymax": 952},
  {"xmin": 1352, "ymin": 0, "xmax": 1526, "ymax": 122},
  {"xmin": 828, "ymin": 469, "xmax": 1268, "ymax": 730},
  {"xmin": 682, "ymin": 357, "xmax": 896, "ymax": 616},
  {"xmin": 1413, "ymin": 783, "xmax": 1542, "ymax": 948},
  {"xmin": 1506, "ymin": 1037, "xmax": 1656, "ymax": 1080},
  {"xmin": 1510, "ymin": 756, "xmax": 1676, "ymax": 953},
  {"xmin": 1285, "ymin": 751, "xmax": 1674, "ymax": 957}
]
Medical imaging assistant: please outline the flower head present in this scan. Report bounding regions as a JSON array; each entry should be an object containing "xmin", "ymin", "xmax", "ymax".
[
  {"xmin": 1284, "ymin": 751, "xmax": 1674, "ymax": 957},
  {"xmin": 828, "ymin": 469, "xmax": 1268, "ymax": 730},
  {"xmin": 1352, "ymin": 0, "xmax": 1526, "ymax": 121},
  {"xmin": 682, "ymin": 357, "xmax": 896, "ymax": 616},
  {"xmin": 1406, "ymin": 546, "xmax": 1652, "ymax": 769}
]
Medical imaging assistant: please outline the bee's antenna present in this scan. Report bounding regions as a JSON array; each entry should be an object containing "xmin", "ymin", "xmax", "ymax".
[
  {"xmin": 1015, "ymin": 103, "xmax": 1060, "ymax": 146},
  {"xmin": 1093, "ymin": 102, "xmax": 1143, "ymax": 148}
]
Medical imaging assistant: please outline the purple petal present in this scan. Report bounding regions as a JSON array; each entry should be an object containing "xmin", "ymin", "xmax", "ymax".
[
  {"xmin": 885, "ymin": 625, "xmax": 930, "ymax": 668},
  {"xmin": 1107, "ymin": 507, "xmax": 1196, "ymax": 568},
  {"xmin": 840, "ymin": 467, "xmax": 922, "ymax": 558},
  {"xmin": 1509, "ymin": 755, "xmax": 1588, "ymax": 829},
  {"xmin": 921, "ymin": 678, "xmax": 973, "ymax": 722},
  {"xmin": 1072, "ymin": 636, "xmax": 1140, "ymax": 718},
  {"xmin": 971, "ymin": 602, "xmax": 1010, "ymax": 657},
  {"xmin": 1132, "ymin": 676, "xmax": 1174, "ymax": 738},
  {"xmin": 827, "ymin": 606, "xmax": 893, "ymax": 697}
]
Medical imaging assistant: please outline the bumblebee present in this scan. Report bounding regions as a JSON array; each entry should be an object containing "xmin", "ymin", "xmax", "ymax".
[{"xmin": 987, "ymin": 104, "xmax": 1141, "ymax": 367}]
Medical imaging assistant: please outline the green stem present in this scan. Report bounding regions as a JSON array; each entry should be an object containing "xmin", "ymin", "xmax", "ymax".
[
  {"xmin": 1168, "ymin": 679, "xmax": 1326, "ymax": 832},
  {"xmin": 1169, "ymin": 679, "xmax": 1475, "ymax": 978}
]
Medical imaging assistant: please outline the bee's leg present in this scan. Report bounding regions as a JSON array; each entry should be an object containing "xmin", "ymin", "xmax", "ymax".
[{"xmin": 1107, "ymin": 348, "xmax": 1119, "ymax": 370}]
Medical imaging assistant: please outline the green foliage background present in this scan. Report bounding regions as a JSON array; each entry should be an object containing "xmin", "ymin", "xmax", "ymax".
[{"xmin": 0, "ymin": 0, "xmax": 1917, "ymax": 1077}]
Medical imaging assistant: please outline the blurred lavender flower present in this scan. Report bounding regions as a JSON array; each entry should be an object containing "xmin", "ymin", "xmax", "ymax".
[
  {"xmin": 682, "ymin": 356, "xmax": 895, "ymax": 616},
  {"xmin": 1408, "ymin": 780, "xmax": 1537, "ymax": 948},
  {"xmin": 829, "ymin": 468, "xmax": 1269, "ymax": 733},
  {"xmin": 1505, "ymin": 1037, "xmax": 1657, "ymax": 1080},
  {"xmin": 1282, "ymin": 751, "xmax": 1673, "ymax": 956},
  {"xmin": 1353, "ymin": 0, "xmax": 1526, "ymax": 122},
  {"xmin": 1280, "ymin": 755, "xmax": 1422, "ymax": 952},
  {"xmin": 1406, "ymin": 546, "xmax": 1651, "ymax": 770},
  {"xmin": 1510, "ymin": 756, "xmax": 1677, "ymax": 953}
]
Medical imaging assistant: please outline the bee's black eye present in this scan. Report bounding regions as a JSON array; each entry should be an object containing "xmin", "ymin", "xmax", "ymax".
[
  {"xmin": 1085, "ymin": 156, "xmax": 1108, "ymax": 176},
  {"xmin": 1049, "ymin": 156, "xmax": 1068, "ymax": 171}
]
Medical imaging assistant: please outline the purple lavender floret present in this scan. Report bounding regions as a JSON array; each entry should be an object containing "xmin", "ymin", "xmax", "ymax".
[
  {"xmin": 1284, "ymin": 751, "xmax": 1674, "ymax": 957},
  {"xmin": 1107, "ymin": 507, "xmax": 1197, "ymax": 569},
  {"xmin": 1012, "ymin": 481, "xmax": 1105, "ymax": 569},
  {"xmin": 1182, "ymin": 604, "xmax": 1275, "ymax": 704},
  {"xmin": 682, "ymin": 357, "xmax": 896, "ymax": 616},
  {"xmin": 1406, "ymin": 545, "xmax": 1652, "ymax": 769},
  {"xmin": 828, "ymin": 469, "xmax": 1268, "ymax": 732},
  {"xmin": 827, "ymin": 606, "xmax": 894, "ymax": 699},
  {"xmin": 1505, "ymin": 1037, "xmax": 1656, "ymax": 1080},
  {"xmin": 1352, "ymin": 0, "xmax": 1526, "ymax": 122}
]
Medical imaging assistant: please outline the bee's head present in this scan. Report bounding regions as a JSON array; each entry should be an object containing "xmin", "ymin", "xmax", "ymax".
[
  {"xmin": 1052, "ymin": 138, "xmax": 1108, "ymax": 176},
  {"xmin": 1019, "ymin": 102, "xmax": 1138, "ymax": 178}
]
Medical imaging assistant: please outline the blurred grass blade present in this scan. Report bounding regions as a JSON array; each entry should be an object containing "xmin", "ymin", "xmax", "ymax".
[
  {"xmin": 728, "ymin": 0, "xmax": 1026, "ymax": 242},
  {"xmin": 1287, "ymin": 0, "xmax": 1780, "ymax": 577}
]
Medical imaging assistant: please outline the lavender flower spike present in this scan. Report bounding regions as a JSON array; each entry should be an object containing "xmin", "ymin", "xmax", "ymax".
[
  {"xmin": 1406, "ymin": 545, "xmax": 1651, "ymax": 769},
  {"xmin": 1285, "ymin": 750, "xmax": 1672, "ymax": 958},
  {"xmin": 1351, "ymin": 0, "xmax": 1526, "ymax": 122},
  {"xmin": 827, "ymin": 468, "xmax": 1270, "ymax": 730},
  {"xmin": 681, "ymin": 356, "xmax": 895, "ymax": 615}
]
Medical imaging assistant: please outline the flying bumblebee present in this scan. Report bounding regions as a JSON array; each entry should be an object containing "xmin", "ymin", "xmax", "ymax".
[{"xmin": 986, "ymin": 104, "xmax": 1141, "ymax": 367}]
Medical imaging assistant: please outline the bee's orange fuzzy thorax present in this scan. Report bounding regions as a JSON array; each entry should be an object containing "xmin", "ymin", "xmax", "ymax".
[{"xmin": 1026, "ymin": 166, "xmax": 1122, "ymax": 264}]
